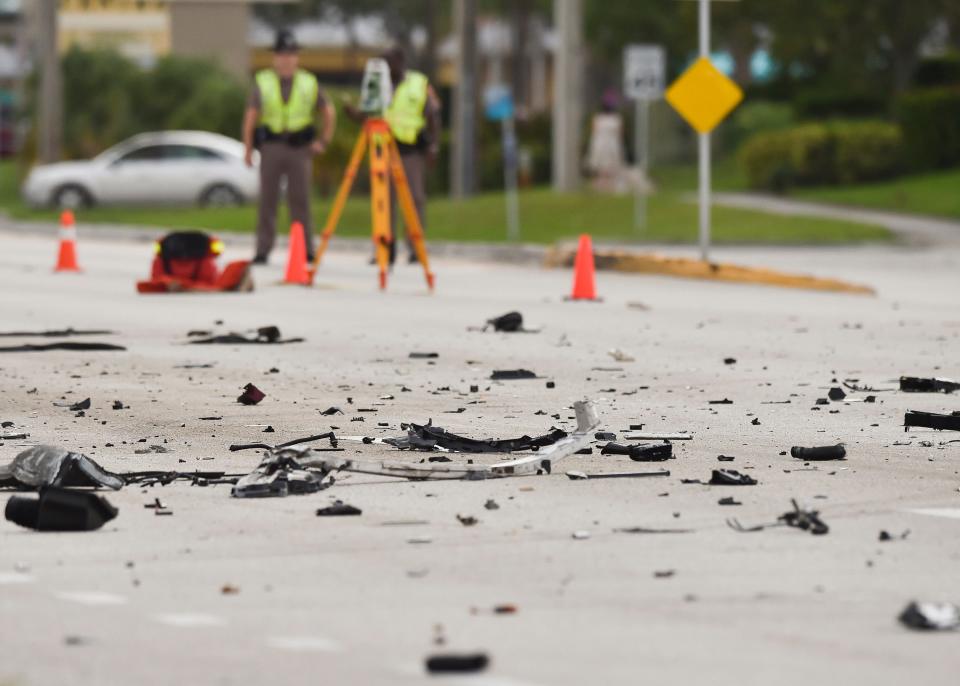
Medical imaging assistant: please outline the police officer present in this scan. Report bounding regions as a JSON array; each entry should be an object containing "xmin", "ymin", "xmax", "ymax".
[
  {"xmin": 348, "ymin": 46, "xmax": 440, "ymax": 265},
  {"xmin": 243, "ymin": 29, "xmax": 336, "ymax": 265}
]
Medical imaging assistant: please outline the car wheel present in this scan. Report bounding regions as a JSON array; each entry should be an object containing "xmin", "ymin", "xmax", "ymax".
[
  {"xmin": 52, "ymin": 184, "xmax": 93, "ymax": 209},
  {"xmin": 200, "ymin": 184, "xmax": 244, "ymax": 207}
]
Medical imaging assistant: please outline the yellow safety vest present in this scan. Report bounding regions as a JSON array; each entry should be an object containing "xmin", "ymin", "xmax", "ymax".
[
  {"xmin": 386, "ymin": 71, "xmax": 428, "ymax": 144},
  {"xmin": 256, "ymin": 69, "xmax": 318, "ymax": 134}
]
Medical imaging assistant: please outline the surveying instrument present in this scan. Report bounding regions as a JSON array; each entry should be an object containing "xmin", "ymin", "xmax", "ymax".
[{"xmin": 309, "ymin": 59, "xmax": 435, "ymax": 291}]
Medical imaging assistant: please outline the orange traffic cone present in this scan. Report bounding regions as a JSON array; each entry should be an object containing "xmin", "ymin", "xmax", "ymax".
[
  {"xmin": 283, "ymin": 221, "xmax": 310, "ymax": 285},
  {"xmin": 54, "ymin": 210, "xmax": 81, "ymax": 272},
  {"xmin": 568, "ymin": 234, "xmax": 598, "ymax": 300}
]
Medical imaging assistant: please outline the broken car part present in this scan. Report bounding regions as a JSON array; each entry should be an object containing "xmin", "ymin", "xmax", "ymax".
[
  {"xmin": 316, "ymin": 501, "xmax": 362, "ymax": 516},
  {"xmin": 391, "ymin": 422, "xmax": 566, "ymax": 454},
  {"xmin": 726, "ymin": 499, "xmax": 828, "ymax": 535},
  {"xmin": 188, "ymin": 326, "xmax": 302, "ymax": 345},
  {"xmin": 490, "ymin": 369, "xmax": 537, "ymax": 380},
  {"xmin": 566, "ymin": 469, "xmax": 670, "ymax": 480},
  {"xmin": 0, "ymin": 328, "xmax": 114, "ymax": 337},
  {"xmin": 709, "ymin": 469, "xmax": 757, "ymax": 486},
  {"xmin": 273, "ymin": 400, "xmax": 600, "ymax": 482},
  {"xmin": 425, "ymin": 653, "xmax": 489, "ymax": 674},
  {"xmin": 0, "ymin": 445, "xmax": 123, "ymax": 490},
  {"xmin": 623, "ymin": 432, "xmax": 692, "ymax": 441},
  {"xmin": 482, "ymin": 311, "xmax": 534, "ymax": 333},
  {"xmin": 790, "ymin": 445, "xmax": 847, "ymax": 461},
  {"xmin": 5, "ymin": 488, "xmax": 118, "ymax": 532},
  {"xmin": 904, "ymin": 410, "xmax": 960, "ymax": 432},
  {"xmin": 0, "ymin": 342, "xmax": 125, "ymax": 352},
  {"xmin": 600, "ymin": 442, "xmax": 673, "ymax": 462},
  {"xmin": 229, "ymin": 432, "xmax": 338, "ymax": 453},
  {"xmin": 899, "ymin": 376, "xmax": 960, "ymax": 394},
  {"xmin": 898, "ymin": 601, "xmax": 960, "ymax": 631}
]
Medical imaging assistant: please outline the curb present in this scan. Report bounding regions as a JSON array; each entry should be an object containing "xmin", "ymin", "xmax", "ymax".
[{"xmin": 544, "ymin": 248, "xmax": 876, "ymax": 295}]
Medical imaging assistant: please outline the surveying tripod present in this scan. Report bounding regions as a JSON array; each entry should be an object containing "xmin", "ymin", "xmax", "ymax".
[{"xmin": 309, "ymin": 118, "xmax": 435, "ymax": 291}]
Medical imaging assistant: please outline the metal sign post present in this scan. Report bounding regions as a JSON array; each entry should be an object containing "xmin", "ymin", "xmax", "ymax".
[
  {"xmin": 666, "ymin": 0, "xmax": 743, "ymax": 263},
  {"xmin": 698, "ymin": 0, "xmax": 710, "ymax": 261},
  {"xmin": 624, "ymin": 45, "xmax": 665, "ymax": 233},
  {"xmin": 484, "ymin": 84, "xmax": 520, "ymax": 240}
]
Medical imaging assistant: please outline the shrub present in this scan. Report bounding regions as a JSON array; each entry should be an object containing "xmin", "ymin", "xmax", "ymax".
[
  {"xmin": 913, "ymin": 54, "xmax": 960, "ymax": 88},
  {"xmin": 895, "ymin": 86, "xmax": 960, "ymax": 170},
  {"xmin": 739, "ymin": 120, "xmax": 903, "ymax": 191}
]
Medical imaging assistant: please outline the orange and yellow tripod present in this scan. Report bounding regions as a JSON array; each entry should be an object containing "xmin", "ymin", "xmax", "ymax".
[{"xmin": 309, "ymin": 118, "xmax": 435, "ymax": 291}]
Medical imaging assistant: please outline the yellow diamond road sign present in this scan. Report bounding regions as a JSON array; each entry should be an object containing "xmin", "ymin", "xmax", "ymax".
[{"xmin": 665, "ymin": 57, "xmax": 743, "ymax": 134}]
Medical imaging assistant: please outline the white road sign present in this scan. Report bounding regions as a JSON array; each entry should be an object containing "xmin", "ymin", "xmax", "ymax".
[{"xmin": 624, "ymin": 45, "xmax": 666, "ymax": 100}]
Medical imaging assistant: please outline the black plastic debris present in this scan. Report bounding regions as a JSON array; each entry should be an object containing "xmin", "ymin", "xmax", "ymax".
[
  {"xmin": 710, "ymin": 469, "xmax": 757, "ymax": 486},
  {"xmin": 614, "ymin": 526, "xmax": 693, "ymax": 534},
  {"xmin": 0, "ymin": 342, "xmax": 125, "ymax": 352},
  {"xmin": 723, "ymin": 357, "xmax": 736, "ymax": 365},
  {"xmin": 828, "ymin": 387, "xmax": 846, "ymax": 401},
  {"xmin": 457, "ymin": 514, "xmax": 478, "ymax": 526},
  {"xmin": 727, "ymin": 499, "xmax": 828, "ymax": 535},
  {"xmin": 425, "ymin": 653, "xmax": 489, "ymax": 674},
  {"xmin": 316, "ymin": 501, "xmax": 362, "ymax": 516},
  {"xmin": 321, "ymin": 406, "xmax": 344, "ymax": 415},
  {"xmin": 899, "ymin": 376, "xmax": 960, "ymax": 394},
  {"xmin": 112, "ymin": 400, "xmax": 125, "ymax": 410},
  {"xmin": 879, "ymin": 529, "xmax": 910, "ymax": 542},
  {"xmin": 601, "ymin": 442, "xmax": 673, "ymax": 462},
  {"xmin": 189, "ymin": 326, "xmax": 303, "ymax": 345},
  {"xmin": 490, "ymin": 369, "xmax": 536, "ymax": 380},
  {"xmin": 718, "ymin": 497, "xmax": 741, "ymax": 506},
  {"xmin": 409, "ymin": 352, "xmax": 439, "ymax": 359},
  {"xmin": 790, "ymin": 444, "xmax": 846, "ymax": 461},
  {"xmin": 0, "ymin": 328, "xmax": 114, "ymax": 338},
  {"xmin": 595, "ymin": 431, "xmax": 617, "ymax": 441},
  {"xmin": 52, "ymin": 398, "xmax": 91, "ymax": 411},
  {"xmin": 5, "ymin": 488, "xmax": 118, "ymax": 531},
  {"xmin": 0, "ymin": 445, "xmax": 123, "ymax": 490},
  {"xmin": 237, "ymin": 383, "xmax": 266, "ymax": 406},
  {"xmin": 904, "ymin": 410, "xmax": 960, "ymax": 431},
  {"xmin": 393, "ymin": 422, "xmax": 566, "ymax": 454},
  {"xmin": 717, "ymin": 455, "xmax": 735, "ymax": 462},
  {"xmin": 898, "ymin": 601, "xmax": 960, "ymax": 631},
  {"xmin": 481, "ymin": 311, "xmax": 538, "ymax": 333}
]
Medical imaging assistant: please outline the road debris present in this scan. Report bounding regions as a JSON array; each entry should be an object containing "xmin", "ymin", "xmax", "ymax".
[
  {"xmin": 879, "ymin": 529, "xmax": 910, "ymax": 541},
  {"xmin": 0, "ymin": 446, "xmax": 123, "ymax": 490},
  {"xmin": 237, "ymin": 383, "xmax": 266, "ymax": 405},
  {"xmin": 709, "ymin": 469, "xmax": 758, "ymax": 486},
  {"xmin": 482, "ymin": 311, "xmax": 536, "ymax": 333},
  {"xmin": 904, "ymin": 410, "xmax": 960, "ymax": 432},
  {"xmin": 0, "ymin": 342, "xmax": 125, "ymax": 352},
  {"xmin": 898, "ymin": 602, "xmax": 960, "ymax": 631},
  {"xmin": 0, "ymin": 328, "xmax": 115, "ymax": 337},
  {"xmin": 425, "ymin": 653, "xmax": 490, "ymax": 674},
  {"xmin": 490, "ymin": 369, "xmax": 537, "ymax": 380},
  {"xmin": 566, "ymin": 469, "xmax": 670, "ymax": 480},
  {"xmin": 727, "ymin": 499, "xmax": 828, "ymax": 535},
  {"xmin": 899, "ymin": 376, "xmax": 960, "ymax": 394},
  {"xmin": 600, "ymin": 442, "xmax": 673, "ymax": 461},
  {"xmin": 5, "ymin": 488, "xmax": 118, "ymax": 532},
  {"xmin": 188, "ymin": 326, "xmax": 303, "ymax": 345},
  {"xmin": 389, "ymin": 422, "xmax": 566, "ymax": 453},
  {"xmin": 316, "ymin": 501, "xmax": 362, "ymax": 516},
  {"xmin": 790, "ymin": 445, "xmax": 847, "ymax": 461}
]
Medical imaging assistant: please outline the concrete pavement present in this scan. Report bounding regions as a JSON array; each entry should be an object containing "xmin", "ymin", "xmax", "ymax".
[{"xmin": 0, "ymin": 230, "xmax": 958, "ymax": 686}]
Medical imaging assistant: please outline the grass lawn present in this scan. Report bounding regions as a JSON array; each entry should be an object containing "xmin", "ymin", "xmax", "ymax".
[
  {"xmin": 792, "ymin": 167, "xmax": 960, "ymax": 220},
  {"xmin": 0, "ymin": 159, "xmax": 890, "ymax": 244}
]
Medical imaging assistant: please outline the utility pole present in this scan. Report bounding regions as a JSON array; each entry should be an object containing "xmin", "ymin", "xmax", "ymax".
[
  {"xmin": 552, "ymin": 0, "xmax": 583, "ymax": 193},
  {"xmin": 451, "ymin": 0, "xmax": 477, "ymax": 198},
  {"xmin": 37, "ymin": 0, "xmax": 62, "ymax": 163}
]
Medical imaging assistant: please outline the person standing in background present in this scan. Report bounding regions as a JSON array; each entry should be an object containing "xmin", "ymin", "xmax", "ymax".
[{"xmin": 243, "ymin": 29, "xmax": 336, "ymax": 265}]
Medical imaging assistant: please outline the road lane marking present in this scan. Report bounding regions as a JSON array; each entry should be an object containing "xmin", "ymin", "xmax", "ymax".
[
  {"xmin": 55, "ymin": 591, "xmax": 127, "ymax": 605},
  {"xmin": 266, "ymin": 636, "xmax": 344, "ymax": 653},
  {"xmin": 904, "ymin": 508, "xmax": 960, "ymax": 520},
  {"xmin": 153, "ymin": 613, "xmax": 226, "ymax": 627}
]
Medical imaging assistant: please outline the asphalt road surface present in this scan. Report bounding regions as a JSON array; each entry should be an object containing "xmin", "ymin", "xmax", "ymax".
[{"xmin": 1, "ymin": 232, "xmax": 958, "ymax": 686}]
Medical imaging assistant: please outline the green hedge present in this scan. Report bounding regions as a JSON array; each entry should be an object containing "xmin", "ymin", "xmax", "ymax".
[
  {"xmin": 739, "ymin": 120, "xmax": 903, "ymax": 191},
  {"xmin": 895, "ymin": 86, "xmax": 960, "ymax": 171}
]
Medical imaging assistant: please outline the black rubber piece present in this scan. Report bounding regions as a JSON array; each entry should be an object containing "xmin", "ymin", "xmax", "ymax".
[{"xmin": 790, "ymin": 444, "xmax": 847, "ymax": 460}]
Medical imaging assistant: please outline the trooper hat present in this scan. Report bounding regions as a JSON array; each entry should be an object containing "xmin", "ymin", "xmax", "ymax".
[{"xmin": 273, "ymin": 29, "xmax": 299, "ymax": 53}]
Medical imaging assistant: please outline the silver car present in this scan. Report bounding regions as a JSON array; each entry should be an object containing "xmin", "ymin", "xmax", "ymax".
[{"xmin": 22, "ymin": 131, "xmax": 259, "ymax": 208}]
